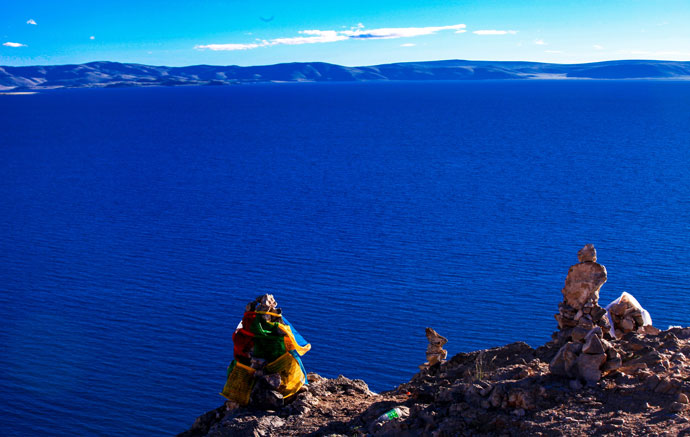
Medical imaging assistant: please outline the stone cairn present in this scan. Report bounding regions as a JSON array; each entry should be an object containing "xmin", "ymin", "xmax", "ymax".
[
  {"xmin": 608, "ymin": 292, "xmax": 659, "ymax": 338},
  {"xmin": 420, "ymin": 327, "xmax": 448, "ymax": 369},
  {"xmin": 549, "ymin": 244, "xmax": 622, "ymax": 385},
  {"xmin": 246, "ymin": 294, "xmax": 285, "ymax": 408}
]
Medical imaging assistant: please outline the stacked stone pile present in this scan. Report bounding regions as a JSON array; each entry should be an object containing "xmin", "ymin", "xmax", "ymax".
[
  {"xmin": 549, "ymin": 244, "xmax": 622, "ymax": 384},
  {"xmin": 553, "ymin": 244, "xmax": 611, "ymax": 346},
  {"xmin": 420, "ymin": 327, "xmax": 448, "ymax": 369},
  {"xmin": 181, "ymin": 244, "xmax": 690, "ymax": 437},
  {"xmin": 608, "ymin": 292, "xmax": 659, "ymax": 338}
]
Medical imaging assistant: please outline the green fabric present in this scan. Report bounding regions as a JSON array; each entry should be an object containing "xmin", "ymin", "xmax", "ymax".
[{"xmin": 250, "ymin": 317, "xmax": 286, "ymax": 362}]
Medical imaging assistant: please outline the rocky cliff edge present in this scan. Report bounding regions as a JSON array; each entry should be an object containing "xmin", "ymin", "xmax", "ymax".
[{"xmin": 179, "ymin": 246, "xmax": 690, "ymax": 436}]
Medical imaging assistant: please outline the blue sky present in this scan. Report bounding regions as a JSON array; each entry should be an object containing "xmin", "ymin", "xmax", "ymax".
[{"xmin": 1, "ymin": 0, "xmax": 689, "ymax": 66}]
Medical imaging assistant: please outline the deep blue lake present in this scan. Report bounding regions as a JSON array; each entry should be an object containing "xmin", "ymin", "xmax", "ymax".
[{"xmin": 1, "ymin": 80, "xmax": 690, "ymax": 436}]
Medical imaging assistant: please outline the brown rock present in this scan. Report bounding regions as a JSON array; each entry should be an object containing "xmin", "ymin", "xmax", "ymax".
[
  {"xmin": 561, "ymin": 245, "xmax": 607, "ymax": 310},
  {"xmin": 583, "ymin": 329, "xmax": 606, "ymax": 355},
  {"xmin": 620, "ymin": 318, "xmax": 635, "ymax": 333},
  {"xmin": 559, "ymin": 302, "xmax": 578, "ymax": 318},
  {"xmin": 426, "ymin": 327, "xmax": 448, "ymax": 347},
  {"xmin": 550, "ymin": 342, "xmax": 582, "ymax": 377},
  {"xmin": 645, "ymin": 374, "xmax": 661, "ymax": 391},
  {"xmin": 555, "ymin": 314, "xmax": 578, "ymax": 329},
  {"xmin": 576, "ymin": 353, "xmax": 606, "ymax": 384},
  {"xmin": 590, "ymin": 305, "xmax": 608, "ymax": 321},
  {"xmin": 655, "ymin": 378, "xmax": 680, "ymax": 394},
  {"xmin": 670, "ymin": 402, "xmax": 686, "ymax": 413},
  {"xmin": 602, "ymin": 357, "xmax": 622, "ymax": 372},
  {"xmin": 597, "ymin": 316, "xmax": 612, "ymax": 336},
  {"xmin": 571, "ymin": 327, "xmax": 589, "ymax": 343},
  {"xmin": 643, "ymin": 325, "xmax": 661, "ymax": 335},
  {"xmin": 577, "ymin": 316, "xmax": 594, "ymax": 330},
  {"xmin": 602, "ymin": 346, "xmax": 622, "ymax": 372},
  {"xmin": 578, "ymin": 244, "xmax": 597, "ymax": 262}
]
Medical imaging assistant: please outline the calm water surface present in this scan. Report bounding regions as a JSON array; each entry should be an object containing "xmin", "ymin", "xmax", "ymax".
[{"xmin": 1, "ymin": 81, "xmax": 690, "ymax": 436}]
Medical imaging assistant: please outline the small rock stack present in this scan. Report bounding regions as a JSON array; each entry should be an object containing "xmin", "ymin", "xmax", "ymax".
[
  {"xmin": 421, "ymin": 327, "xmax": 448, "ymax": 369},
  {"xmin": 549, "ymin": 244, "xmax": 622, "ymax": 385},
  {"xmin": 607, "ymin": 292, "xmax": 659, "ymax": 338}
]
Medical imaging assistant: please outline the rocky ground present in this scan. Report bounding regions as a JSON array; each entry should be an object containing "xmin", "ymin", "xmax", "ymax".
[
  {"xmin": 179, "ymin": 327, "xmax": 690, "ymax": 437},
  {"xmin": 179, "ymin": 246, "xmax": 690, "ymax": 436}
]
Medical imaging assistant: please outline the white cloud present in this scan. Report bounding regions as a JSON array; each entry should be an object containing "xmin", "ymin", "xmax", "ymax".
[
  {"xmin": 27, "ymin": 19, "xmax": 37, "ymax": 25},
  {"xmin": 90, "ymin": 36, "xmax": 95, "ymax": 40},
  {"xmin": 270, "ymin": 30, "xmax": 347, "ymax": 45},
  {"xmin": 195, "ymin": 42, "xmax": 266, "ymax": 51},
  {"xmin": 534, "ymin": 39, "xmax": 546, "ymax": 45},
  {"xmin": 400, "ymin": 43, "xmax": 416, "ymax": 47},
  {"xmin": 593, "ymin": 45, "xmax": 604, "ymax": 50},
  {"xmin": 473, "ymin": 30, "xmax": 518, "ymax": 35},
  {"xmin": 195, "ymin": 23, "xmax": 467, "ymax": 51},
  {"xmin": 545, "ymin": 50, "xmax": 562, "ymax": 54},
  {"xmin": 300, "ymin": 30, "xmax": 337, "ymax": 36},
  {"xmin": 341, "ymin": 24, "xmax": 466, "ymax": 39},
  {"xmin": 3, "ymin": 42, "xmax": 27, "ymax": 47}
]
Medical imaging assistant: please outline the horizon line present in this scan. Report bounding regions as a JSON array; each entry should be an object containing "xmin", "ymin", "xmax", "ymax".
[{"xmin": 2, "ymin": 58, "xmax": 689, "ymax": 69}]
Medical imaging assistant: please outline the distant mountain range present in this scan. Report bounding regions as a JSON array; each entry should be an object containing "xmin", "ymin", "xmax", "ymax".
[{"xmin": 2, "ymin": 59, "xmax": 690, "ymax": 90}]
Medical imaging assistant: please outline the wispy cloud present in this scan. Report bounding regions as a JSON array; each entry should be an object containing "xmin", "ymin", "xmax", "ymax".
[
  {"xmin": 90, "ymin": 36, "xmax": 96, "ymax": 40},
  {"xmin": 195, "ymin": 23, "xmax": 466, "ymax": 51},
  {"xmin": 400, "ymin": 43, "xmax": 416, "ymax": 47},
  {"xmin": 473, "ymin": 30, "xmax": 517, "ymax": 35},
  {"xmin": 3, "ymin": 42, "xmax": 27, "ymax": 47},
  {"xmin": 342, "ymin": 24, "xmax": 466, "ymax": 39},
  {"xmin": 272, "ymin": 30, "xmax": 346, "ymax": 45},
  {"xmin": 534, "ymin": 39, "xmax": 546, "ymax": 45},
  {"xmin": 27, "ymin": 19, "xmax": 37, "ymax": 25},
  {"xmin": 198, "ymin": 42, "xmax": 266, "ymax": 51},
  {"xmin": 593, "ymin": 44, "xmax": 604, "ymax": 50}
]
